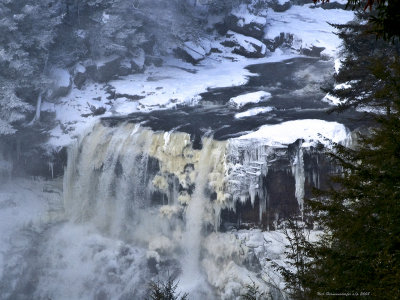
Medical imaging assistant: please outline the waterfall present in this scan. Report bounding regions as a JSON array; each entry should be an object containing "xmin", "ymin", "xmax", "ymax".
[
  {"xmin": 60, "ymin": 120, "xmax": 342, "ymax": 298},
  {"xmin": 180, "ymin": 136, "xmax": 226, "ymax": 297}
]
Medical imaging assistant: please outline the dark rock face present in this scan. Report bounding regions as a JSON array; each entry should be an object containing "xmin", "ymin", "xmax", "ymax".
[{"xmin": 220, "ymin": 145, "xmax": 338, "ymax": 231}]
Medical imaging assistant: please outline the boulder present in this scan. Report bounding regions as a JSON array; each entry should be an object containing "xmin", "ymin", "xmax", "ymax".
[
  {"xmin": 95, "ymin": 55, "xmax": 122, "ymax": 82},
  {"xmin": 174, "ymin": 40, "xmax": 211, "ymax": 64}
]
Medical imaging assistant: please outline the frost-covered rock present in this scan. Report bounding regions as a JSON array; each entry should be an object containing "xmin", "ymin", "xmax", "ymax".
[
  {"xmin": 174, "ymin": 40, "xmax": 212, "ymax": 64},
  {"xmin": 221, "ymin": 31, "xmax": 267, "ymax": 58}
]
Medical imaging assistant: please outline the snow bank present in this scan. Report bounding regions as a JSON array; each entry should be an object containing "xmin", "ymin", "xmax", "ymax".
[
  {"xmin": 265, "ymin": 4, "xmax": 355, "ymax": 57},
  {"xmin": 229, "ymin": 91, "xmax": 272, "ymax": 108},
  {"xmin": 234, "ymin": 106, "xmax": 274, "ymax": 118},
  {"xmin": 238, "ymin": 119, "xmax": 350, "ymax": 146}
]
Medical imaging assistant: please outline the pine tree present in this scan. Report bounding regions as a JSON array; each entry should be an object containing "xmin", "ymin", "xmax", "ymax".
[
  {"xmin": 303, "ymin": 99, "xmax": 400, "ymax": 298},
  {"xmin": 147, "ymin": 275, "xmax": 188, "ymax": 300},
  {"xmin": 0, "ymin": 0, "xmax": 62, "ymax": 135},
  {"xmin": 325, "ymin": 13, "xmax": 400, "ymax": 115},
  {"xmin": 295, "ymin": 55, "xmax": 400, "ymax": 298},
  {"xmin": 314, "ymin": 0, "xmax": 400, "ymax": 41},
  {"xmin": 240, "ymin": 279, "xmax": 265, "ymax": 300},
  {"xmin": 282, "ymin": 9, "xmax": 400, "ymax": 297}
]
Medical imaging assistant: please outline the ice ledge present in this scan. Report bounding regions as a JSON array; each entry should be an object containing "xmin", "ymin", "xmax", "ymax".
[{"xmin": 236, "ymin": 119, "xmax": 351, "ymax": 147}]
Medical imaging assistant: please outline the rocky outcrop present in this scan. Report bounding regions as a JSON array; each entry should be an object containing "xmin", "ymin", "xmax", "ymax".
[{"xmin": 221, "ymin": 31, "xmax": 267, "ymax": 58}]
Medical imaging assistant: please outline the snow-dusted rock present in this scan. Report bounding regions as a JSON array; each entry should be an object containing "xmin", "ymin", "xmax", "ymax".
[
  {"xmin": 174, "ymin": 40, "xmax": 211, "ymax": 64},
  {"xmin": 222, "ymin": 31, "xmax": 267, "ymax": 58}
]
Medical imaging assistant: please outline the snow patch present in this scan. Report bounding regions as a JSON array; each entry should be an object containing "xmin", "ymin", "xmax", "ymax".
[
  {"xmin": 238, "ymin": 119, "xmax": 350, "ymax": 147},
  {"xmin": 234, "ymin": 106, "xmax": 274, "ymax": 119},
  {"xmin": 229, "ymin": 91, "xmax": 271, "ymax": 108}
]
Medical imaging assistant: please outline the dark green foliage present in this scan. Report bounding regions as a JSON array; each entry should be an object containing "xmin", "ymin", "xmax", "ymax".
[
  {"xmin": 280, "ymin": 8, "xmax": 400, "ymax": 298},
  {"xmin": 326, "ymin": 14, "xmax": 400, "ymax": 115},
  {"xmin": 147, "ymin": 276, "xmax": 188, "ymax": 300},
  {"xmin": 301, "ymin": 99, "xmax": 400, "ymax": 298},
  {"xmin": 291, "ymin": 54, "xmax": 400, "ymax": 297},
  {"xmin": 316, "ymin": 0, "xmax": 400, "ymax": 41},
  {"xmin": 240, "ymin": 279, "xmax": 265, "ymax": 300},
  {"xmin": 0, "ymin": 0, "xmax": 62, "ymax": 134}
]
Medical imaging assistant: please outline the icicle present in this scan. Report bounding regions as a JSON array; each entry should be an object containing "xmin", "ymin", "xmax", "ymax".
[
  {"xmin": 291, "ymin": 142, "xmax": 305, "ymax": 219},
  {"xmin": 48, "ymin": 161, "xmax": 54, "ymax": 179}
]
